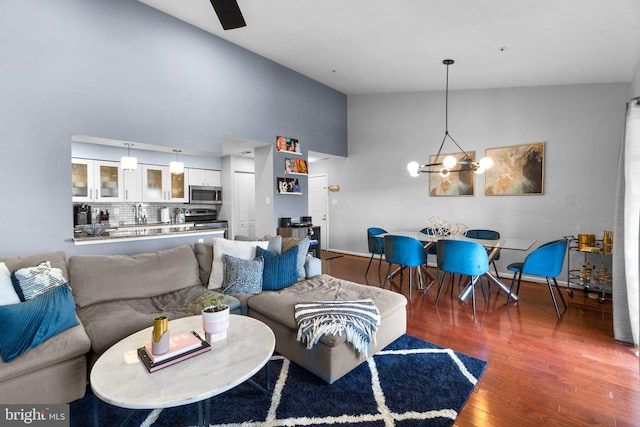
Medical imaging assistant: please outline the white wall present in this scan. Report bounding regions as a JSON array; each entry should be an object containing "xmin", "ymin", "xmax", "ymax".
[
  {"xmin": 323, "ymin": 83, "xmax": 629, "ymax": 274},
  {"xmin": 632, "ymin": 61, "xmax": 640, "ymax": 98}
]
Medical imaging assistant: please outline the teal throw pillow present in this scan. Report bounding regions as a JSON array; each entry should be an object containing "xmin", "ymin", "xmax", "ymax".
[
  {"xmin": 257, "ymin": 245, "xmax": 299, "ymax": 291},
  {"xmin": 221, "ymin": 254, "xmax": 264, "ymax": 295},
  {"xmin": 0, "ymin": 284, "xmax": 79, "ymax": 362}
]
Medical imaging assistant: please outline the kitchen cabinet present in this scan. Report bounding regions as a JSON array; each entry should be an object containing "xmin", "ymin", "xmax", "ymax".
[
  {"xmin": 72, "ymin": 158, "xmax": 123, "ymax": 202},
  {"xmin": 188, "ymin": 168, "xmax": 221, "ymax": 187},
  {"xmin": 123, "ymin": 168, "xmax": 142, "ymax": 202},
  {"xmin": 141, "ymin": 165, "xmax": 189, "ymax": 203}
]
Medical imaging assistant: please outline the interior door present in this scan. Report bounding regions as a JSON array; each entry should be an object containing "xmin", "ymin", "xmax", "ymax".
[
  {"xmin": 233, "ymin": 172, "xmax": 256, "ymax": 239},
  {"xmin": 309, "ymin": 174, "xmax": 329, "ymax": 249}
]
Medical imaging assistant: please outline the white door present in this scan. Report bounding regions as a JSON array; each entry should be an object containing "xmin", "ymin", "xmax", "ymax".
[
  {"xmin": 309, "ymin": 174, "xmax": 329, "ymax": 249},
  {"xmin": 233, "ymin": 172, "xmax": 256, "ymax": 239}
]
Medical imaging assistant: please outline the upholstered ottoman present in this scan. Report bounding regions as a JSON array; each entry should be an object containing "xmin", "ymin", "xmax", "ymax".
[{"xmin": 247, "ymin": 274, "xmax": 407, "ymax": 384}]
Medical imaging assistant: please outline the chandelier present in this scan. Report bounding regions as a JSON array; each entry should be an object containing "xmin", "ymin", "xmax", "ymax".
[{"xmin": 407, "ymin": 59, "xmax": 493, "ymax": 177}]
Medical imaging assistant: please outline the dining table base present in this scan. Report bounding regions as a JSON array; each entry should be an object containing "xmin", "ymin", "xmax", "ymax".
[{"xmin": 458, "ymin": 272, "xmax": 518, "ymax": 303}]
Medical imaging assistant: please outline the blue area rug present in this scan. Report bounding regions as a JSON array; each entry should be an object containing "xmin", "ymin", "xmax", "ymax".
[{"xmin": 70, "ymin": 334, "xmax": 486, "ymax": 426}]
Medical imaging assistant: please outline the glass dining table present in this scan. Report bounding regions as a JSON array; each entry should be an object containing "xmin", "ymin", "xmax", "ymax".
[{"xmin": 377, "ymin": 231, "xmax": 537, "ymax": 302}]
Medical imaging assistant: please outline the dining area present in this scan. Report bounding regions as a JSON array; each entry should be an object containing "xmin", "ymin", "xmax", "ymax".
[{"xmin": 365, "ymin": 218, "xmax": 569, "ymax": 319}]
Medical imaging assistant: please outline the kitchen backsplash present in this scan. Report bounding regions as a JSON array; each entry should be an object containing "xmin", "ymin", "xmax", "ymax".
[{"xmin": 81, "ymin": 202, "xmax": 216, "ymax": 225}]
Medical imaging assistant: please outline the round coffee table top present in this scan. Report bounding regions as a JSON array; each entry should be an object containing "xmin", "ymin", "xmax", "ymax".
[{"xmin": 90, "ymin": 314, "xmax": 275, "ymax": 409}]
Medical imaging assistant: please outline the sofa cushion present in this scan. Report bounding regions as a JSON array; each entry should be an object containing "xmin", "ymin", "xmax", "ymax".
[
  {"xmin": 0, "ymin": 285, "xmax": 79, "ymax": 362},
  {"xmin": 0, "ymin": 262, "xmax": 20, "ymax": 306},
  {"xmin": 256, "ymin": 246, "xmax": 298, "ymax": 291},
  {"xmin": 0, "ymin": 251, "xmax": 69, "ymax": 286},
  {"xmin": 221, "ymin": 254, "xmax": 263, "ymax": 295},
  {"xmin": 11, "ymin": 261, "xmax": 67, "ymax": 301},
  {"xmin": 209, "ymin": 238, "xmax": 268, "ymax": 289},
  {"xmin": 0, "ymin": 323, "xmax": 90, "ymax": 384},
  {"xmin": 194, "ymin": 242, "xmax": 214, "ymax": 285},
  {"xmin": 247, "ymin": 274, "xmax": 408, "ymax": 348},
  {"xmin": 282, "ymin": 237, "xmax": 310, "ymax": 279},
  {"xmin": 77, "ymin": 284, "xmax": 218, "ymax": 355},
  {"xmin": 69, "ymin": 244, "xmax": 201, "ymax": 308}
]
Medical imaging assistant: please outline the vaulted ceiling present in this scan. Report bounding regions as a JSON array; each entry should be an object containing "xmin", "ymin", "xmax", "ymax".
[{"xmin": 138, "ymin": 0, "xmax": 640, "ymax": 95}]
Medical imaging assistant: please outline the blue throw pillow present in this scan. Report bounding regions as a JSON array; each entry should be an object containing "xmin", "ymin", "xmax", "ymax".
[
  {"xmin": 0, "ymin": 284, "xmax": 79, "ymax": 362},
  {"xmin": 257, "ymin": 245, "xmax": 299, "ymax": 291},
  {"xmin": 221, "ymin": 254, "xmax": 264, "ymax": 295}
]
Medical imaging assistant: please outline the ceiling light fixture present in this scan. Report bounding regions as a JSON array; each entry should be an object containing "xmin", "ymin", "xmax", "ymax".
[
  {"xmin": 120, "ymin": 143, "xmax": 137, "ymax": 171},
  {"xmin": 407, "ymin": 59, "xmax": 493, "ymax": 177},
  {"xmin": 169, "ymin": 149, "xmax": 184, "ymax": 174}
]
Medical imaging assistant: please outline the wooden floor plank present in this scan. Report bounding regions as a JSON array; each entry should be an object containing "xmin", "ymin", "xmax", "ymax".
[{"xmin": 322, "ymin": 254, "xmax": 640, "ymax": 426}]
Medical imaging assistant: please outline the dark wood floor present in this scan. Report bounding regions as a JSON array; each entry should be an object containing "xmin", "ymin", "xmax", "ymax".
[{"xmin": 321, "ymin": 254, "xmax": 639, "ymax": 427}]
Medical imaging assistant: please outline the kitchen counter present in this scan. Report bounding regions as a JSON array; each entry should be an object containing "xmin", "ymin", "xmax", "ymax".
[{"xmin": 73, "ymin": 223, "xmax": 226, "ymax": 245}]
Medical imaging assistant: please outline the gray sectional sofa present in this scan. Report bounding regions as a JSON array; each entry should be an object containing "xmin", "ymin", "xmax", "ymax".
[{"xmin": 0, "ymin": 242, "xmax": 407, "ymax": 404}]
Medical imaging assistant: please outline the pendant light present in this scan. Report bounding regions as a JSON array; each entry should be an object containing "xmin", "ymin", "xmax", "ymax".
[
  {"xmin": 120, "ymin": 143, "xmax": 137, "ymax": 171},
  {"xmin": 170, "ymin": 149, "xmax": 184, "ymax": 174},
  {"xmin": 407, "ymin": 59, "xmax": 493, "ymax": 177}
]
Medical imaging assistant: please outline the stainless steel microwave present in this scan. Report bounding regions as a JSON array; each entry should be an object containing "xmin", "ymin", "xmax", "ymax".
[{"xmin": 189, "ymin": 186, "xmax": 222, "ymax": 205}]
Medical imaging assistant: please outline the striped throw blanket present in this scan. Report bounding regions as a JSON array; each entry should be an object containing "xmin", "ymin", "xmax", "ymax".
[{"xmin": 294, "ymin": 299, "xmax": 380, "ymax": 357}]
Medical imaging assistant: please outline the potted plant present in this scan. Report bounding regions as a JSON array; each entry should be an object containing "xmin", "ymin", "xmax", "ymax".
[{"xmin": 201, "ymin": 292, "xmax": 230, "ymax": 343}]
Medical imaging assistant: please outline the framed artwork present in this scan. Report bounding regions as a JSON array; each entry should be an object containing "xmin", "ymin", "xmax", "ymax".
[
  {"xmin": 277, "ymin": 177, "xmax": 301, "ymax": 194},
  {"xmin": 285, "ymin": 158, "xmax": 308, "ymax": 174},
  {"xmin": 484, "ymin": 142, "xmax": 545, "ymax": 196},
  {"xmin": 429, "ymin": 151, "xmax": 476, "ymax": 196},
  {"xmin": 276, "ymin": 136, "xmax": 301, "ymax": 155}
]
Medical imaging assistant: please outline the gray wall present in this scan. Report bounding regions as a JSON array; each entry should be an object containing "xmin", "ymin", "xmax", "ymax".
[
  {"xmin": 0, "ymin": 0, "xmax": 346, "ymax": 257},
  {"xmin": 311, "ymin": 83, "xmax": 629, "ymax": 275}
]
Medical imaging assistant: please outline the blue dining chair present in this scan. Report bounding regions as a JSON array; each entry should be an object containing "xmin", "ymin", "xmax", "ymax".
[
  {"xmin": 436, "ymin": 239, "xmax": 489, "ymax": 316},
  {"xmin": 382, "ymin": 235, "xmax": 426, "ymax": 300},
  {"xmin": 506, "ymin": 239, "xmax": 568, "ymax": 319},
  {"xmin": 465, "ymin": 229, "xmax": 501, "ymax": 278},
  {"xmin": 365, "ymin": 227, "xmax": 386, "ymax": 277}
]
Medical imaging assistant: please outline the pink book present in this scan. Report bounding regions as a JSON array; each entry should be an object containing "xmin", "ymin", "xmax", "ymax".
[{"xmin": 143, "ymin": 330, "xmax": 203, "ymax": 363}]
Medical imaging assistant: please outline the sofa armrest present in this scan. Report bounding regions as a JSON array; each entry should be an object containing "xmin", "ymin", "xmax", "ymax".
[{"xmin": 304, "ymin": 255, "xmax": 321, "ymax": 279}]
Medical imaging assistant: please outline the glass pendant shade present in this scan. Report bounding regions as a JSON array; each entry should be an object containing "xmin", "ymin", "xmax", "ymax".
[
  {"xmin": 120, "ymin": 156, "xmax": 137, "ymax": 171},
  {"xmin": 442, "ymin": 155, "xmax": 457, "ymax": 169},
  {"xmin": 479, "ymin": 156, "xmax": 494, "ymax": 170},
  {"xmin": 407, "ymin": 161, "xmax": 421, "ymax": 177},
  {"xmin": 121, "ymin": 143, "xmax": 137, "ymax": 171},
  {"xmin": 169, "ymin": 161, "xmax": 184, "ymax": 174}
]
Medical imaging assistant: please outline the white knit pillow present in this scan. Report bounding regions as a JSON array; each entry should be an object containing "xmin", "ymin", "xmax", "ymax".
[
  {"xmin": 208, "ymin": 238, "xmax": 268, "ymax": 289},
  {"xmin": 0, "ymin": 262, "xmax": 21, "ymax": 306}
]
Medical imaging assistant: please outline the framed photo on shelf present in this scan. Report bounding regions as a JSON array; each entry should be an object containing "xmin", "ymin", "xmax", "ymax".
[
  {"xmin": 285, "ymin": 158, "xmax": 308, "ymax": 174},
  {"xmin": 428, "ymin": 151, "xmax": 476, "ymax": 196},
  {"xmin": 276, "ymin": 136, "xmax": 301, "ymax": 155},
  {"xmin": 277, "ymin": 177, "xmax": 301, "ymax": 194},
  {"xmin": 484, "ymin": 142, "xmax": 544, "ymax": 196}
]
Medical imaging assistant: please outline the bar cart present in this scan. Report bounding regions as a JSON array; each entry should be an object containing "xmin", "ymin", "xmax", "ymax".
[{"xmin": 565, "ymin": 233, "xmax": 613, "ymax": 303}]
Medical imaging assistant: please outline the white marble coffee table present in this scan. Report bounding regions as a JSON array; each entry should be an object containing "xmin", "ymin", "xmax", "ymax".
[{"xmin": 90, "ymin": 314, "xmax": 275, "ymax": 426}]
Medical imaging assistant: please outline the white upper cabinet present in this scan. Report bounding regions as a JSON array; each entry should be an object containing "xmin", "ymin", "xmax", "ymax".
[
  {"xmin": 142, "ymin": 165, "xmax": 189, "ymax": 203},
  {"xmin": 72, "ymin": 159, "xmax": 123, "ymax": 203},
  {"xmin": 188, "ymin": 168, "xmax": 221, "ymax": 187},
  {"xmin": 123, "ymin": 168, "xmax": 142, "ymax": 203}
]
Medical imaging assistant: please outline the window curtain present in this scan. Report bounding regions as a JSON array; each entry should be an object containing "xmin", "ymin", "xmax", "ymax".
[{"xmin": 613, "ymin": 97, "xmax": 640, "ymax": 346}]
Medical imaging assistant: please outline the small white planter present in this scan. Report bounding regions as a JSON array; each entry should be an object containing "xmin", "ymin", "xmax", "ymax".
[{"xmin": 202, "ymin": 305, "xmax": 230, "ymax": 343}]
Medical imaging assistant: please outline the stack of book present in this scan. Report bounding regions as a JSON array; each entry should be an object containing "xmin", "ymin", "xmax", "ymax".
[{"xmin": 137, "ymin": 330, "xmax": 211, "ymax": 372}]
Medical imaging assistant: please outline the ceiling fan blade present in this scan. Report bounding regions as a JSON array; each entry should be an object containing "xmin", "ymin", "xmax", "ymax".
[{"xmin": 210, "ymin": 0, "xmax": 246, "ymax": 30}]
